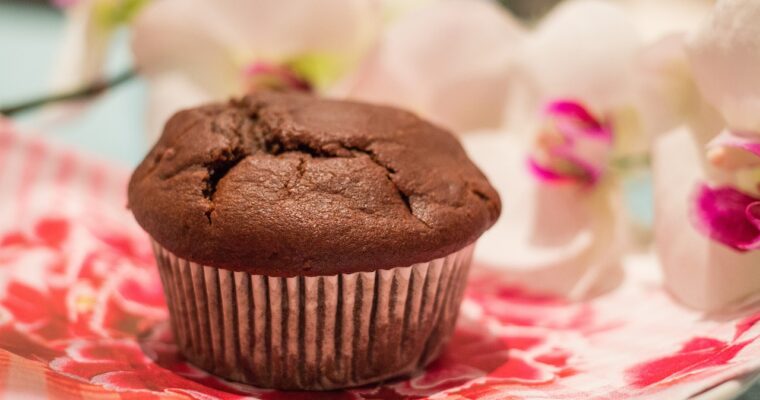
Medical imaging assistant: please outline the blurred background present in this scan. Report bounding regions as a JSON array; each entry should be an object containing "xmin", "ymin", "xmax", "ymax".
[
  {"xmin": 0, "ymin": 0, "xmax": 703, "ymax": 165},
  {"xmin": 2, "ymin": 0, "xmax": 574, "ymax": 167},
  {"xmin": 2, "ymin": 0, "xmax": 760, "ymax": 397}
]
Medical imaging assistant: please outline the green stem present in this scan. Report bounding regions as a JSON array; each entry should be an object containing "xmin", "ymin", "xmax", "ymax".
[{"xmin": 0, "ymin": 69, "xmax": 136, "ymax": 116}]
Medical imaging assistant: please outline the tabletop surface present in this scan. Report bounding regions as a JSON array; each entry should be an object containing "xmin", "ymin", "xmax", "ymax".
[{"xmin": 0, "ymin": 2, "xmax": 758, "ymax": 399}]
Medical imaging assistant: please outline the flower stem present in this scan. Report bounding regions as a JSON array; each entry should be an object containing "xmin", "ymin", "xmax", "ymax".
[{"xmin": 0, "ymin": 69, "xmax": 136, "ymax": 116}]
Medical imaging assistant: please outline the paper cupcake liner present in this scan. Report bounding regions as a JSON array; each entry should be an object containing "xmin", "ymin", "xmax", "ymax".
[{"xmin": 151, "ymin": 241, "xmax": 474, "ymax": 390}]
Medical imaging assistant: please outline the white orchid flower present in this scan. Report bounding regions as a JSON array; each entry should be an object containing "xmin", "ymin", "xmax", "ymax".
[
  {"xmin": 523, "ymin": 0, "xmax": 640, "ymax": 112},
  {"xmin": 131, "ymin": 0, "xmax": 384, "ymax": 140},
  {"xmin": 468, "ymin": 0, "xmax": 642, "ymax": 299},
  {"xmin": 689, "ymin": 0, "xmax": 760, "ymax": 252},
  {"xmin": 653, "ymin": 123, "xmax": 760, "ymax": 311},
  {"xmin": 344, "ymin": 0, "xmax": 525, "ymax": 133},
  {"xmin": 619, "ymin": 0, "xmax": 714, "ymax": 43},
  {"xmin": 689, "ymin": 0, "xmax": 760, "ymax": 133},
  {"xmin": 527, "ymin": 100, "xmax": 614, "ymax": 187},
  {"xmin": 522, "ymin": 0, "xmax": 647, "ymax": 171},
  {"xmin": 463, "ymin": 131, "xmax": 625, "ymax": 300},
  {"xmin": 52, "ymin": 0, "xmax": 148, "ymax": 91},
  {"xmin": 654, "ymin": 0, "xmax": 760, "ymax": 311}
]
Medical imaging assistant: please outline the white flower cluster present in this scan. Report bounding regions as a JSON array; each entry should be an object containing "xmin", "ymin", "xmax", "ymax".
[{"xmin": 57, "ymin": 0, "xmax": 760, "ymax": 311}]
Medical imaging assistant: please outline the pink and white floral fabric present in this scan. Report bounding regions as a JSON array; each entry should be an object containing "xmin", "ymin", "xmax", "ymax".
[{"xmin": 1, "ymin": 120, "xmax": 760, "ymax": 399}]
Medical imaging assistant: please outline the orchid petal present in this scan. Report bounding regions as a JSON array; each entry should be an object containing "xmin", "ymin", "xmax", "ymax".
[
  {"xmin": 707, "ymin": 130, "xmax": 760, "ymax": 165},
  {"xmin": 546, "ymin": 101, "xmax": 603, "ymax": 132},
  {"xmin": 133, "ymin": 0, "xmax": 383, "ymax": 138},
  {"xmin": 345, "ymin": 0, "xmax": 525, "ymax": 133},
  {"xmin": 381, "ymin": 0, "xmax": 436, "ymax": 22},
  {"xmin": 653, "ymin": 125, "xmax": 760, "ymax": 311},
  {"xmin": 528, "ymin": 150, "xmax": 604, "ymax": 186},
  {"xmin": 634, "ymin": 35, "xmax": 703, "ymax": 137},
  {"xmin": 52, "ymin": 3, "xmax": 113, "ymax": 91},
  {"xmin": 524, "ymin": 0, "xmax": 639, "ymax": 111},
  {"xmin": 553, "ymin": 148, "xmax": 606, "ymax": 183},
  {"xmin": 705, "ymin": 130, "xmax": 760, "ymax": 196},
  {"xmin": 692, "ymin": 184, "xmax": 760, "ymax": 252},
  {"xmin": 52, "ymin": 0, "xmax": 149, "ymax": 91},
  {"xmin": 747, "ymin": 202, "xmax": 760, "ymax": 231},
  {"xmin": 143, "ymin": 73, "xmax": 215, "ymax": 142},
  {"xmin": 215, "ymin": 0, "xmax": 382, "ymax": 92},
  {"xmin": 620, "ymin": 0, "xmax": 712, "ymax": 43},
  {"xmin": 688, "ymin": 0, "xmax": 760, "ymax": 133},
  {"xmin": 213, "ymin": 0, "xmax": 381, "ymax": 59},
  {"xmin": 131, "ymin": 0, "xmax": 242, "ymax": 97},
  {"xmin": 464, "ymin": 132, "xmax": 624, "ymax": 299},
  {"xmin": 133, "ymin": 0, "xmax": 380, "ymax": 84},
  {"xmin": 527, "ymin": 156, "xmax": 579, "ymax": 184}
]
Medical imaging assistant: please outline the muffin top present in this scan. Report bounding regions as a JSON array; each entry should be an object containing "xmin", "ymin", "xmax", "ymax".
[{"xmin": 129, "ymin": 91, "xmax": 500, "ymax": 276}]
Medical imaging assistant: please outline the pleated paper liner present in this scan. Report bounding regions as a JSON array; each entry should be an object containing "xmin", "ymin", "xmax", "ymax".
[{"xmin": 152, "ymin": 241, "xmax": 474, "ymax": 390}]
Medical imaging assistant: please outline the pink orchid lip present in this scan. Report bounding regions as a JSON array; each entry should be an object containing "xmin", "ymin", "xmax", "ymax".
[
  {"xmin": 528, "ymin": 99, "xmax": 612, "ymax": 186},
  {"xmin": 545, "ymin": 100, "xmax": 612, "ymax": 143},
  {"xmin": 527, "ymin": 152, "xmax": 600, "ymax": 186},
  {"xmin": 243, "ymin": 62, "xmax": 311, "ymax": 92},
  {"xmin": 691, "ymin": 184, "xmax": 760, "ymax": 252},
  {"xmin": 527, "ymin": 156, "xmax": 582, "ymax": 184},
  {"xmin": 748, "ymin": 201, "xmax": 760, "ymax": 231}
]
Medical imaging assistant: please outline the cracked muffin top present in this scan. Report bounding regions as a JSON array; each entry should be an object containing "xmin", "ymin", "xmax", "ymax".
[{"xmin": 128, "ymin": 91, "xmax": 501, "ymax": 276}]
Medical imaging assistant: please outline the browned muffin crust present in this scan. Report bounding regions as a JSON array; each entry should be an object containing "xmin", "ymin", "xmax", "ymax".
[{"xmin": 129, "ymin": 91, "xmax": 500, "ymax": 276}]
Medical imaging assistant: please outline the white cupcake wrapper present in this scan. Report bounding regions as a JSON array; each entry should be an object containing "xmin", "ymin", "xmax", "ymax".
[{"xmin": 152, "ymin": 241, "xmax": 474, "ymax": 390}]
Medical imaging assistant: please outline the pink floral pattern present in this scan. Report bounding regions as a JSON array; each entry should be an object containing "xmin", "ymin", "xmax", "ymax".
[
  {"xmin": 1, "ymin": 120, "xmax": 760, "ymax": 399},
  {"xmin": 627, "ymin": 336, "xmax": 753, "ymax": 388}
]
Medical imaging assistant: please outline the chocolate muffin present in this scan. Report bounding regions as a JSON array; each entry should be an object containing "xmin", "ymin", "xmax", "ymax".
[{"xmin": 129, "ymin": 91, "xmax": 501, "ymax": 390}]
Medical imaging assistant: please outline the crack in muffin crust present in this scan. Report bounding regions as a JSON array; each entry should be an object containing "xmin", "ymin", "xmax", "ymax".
[{"xmin": 187, "ymin": 105, "xmax": 431, "ymax": 226}]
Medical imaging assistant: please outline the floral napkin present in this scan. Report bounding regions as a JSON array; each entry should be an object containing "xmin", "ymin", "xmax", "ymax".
[{"xmin": 1, "ymin": 120, "xmax": 759, "ymax": 399}]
